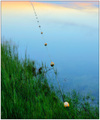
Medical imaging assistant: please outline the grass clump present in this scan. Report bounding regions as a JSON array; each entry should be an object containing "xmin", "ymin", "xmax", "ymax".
[{"xmin": 1, "ymin": 41, "xmax": 99, "ymax": 119}]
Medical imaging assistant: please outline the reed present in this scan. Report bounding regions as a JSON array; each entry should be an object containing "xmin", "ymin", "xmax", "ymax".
[{"xmin": 1, "ymin": 40, "xmax": 99, "ymax": 119}]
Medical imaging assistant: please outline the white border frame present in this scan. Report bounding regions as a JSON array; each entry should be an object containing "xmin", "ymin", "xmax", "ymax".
[{"xmin": 0, "ymin": 0, "xmax": 99, "ymax": 119}]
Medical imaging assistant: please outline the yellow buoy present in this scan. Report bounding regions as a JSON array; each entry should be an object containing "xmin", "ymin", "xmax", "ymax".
[
  {"xmin": 64, "ymin": 102, "xmax": 69, "ymax": 107},
  {"xmin": 41, "ymin": 32, "xmax": 43, "ymax": 34},
  {"xmin": 50, "ymin": 62, "xmax": 54, "ymax": 67},
  {"xmin": 44, "ymin": 43, "xmax": 47, "ymax": 46}
]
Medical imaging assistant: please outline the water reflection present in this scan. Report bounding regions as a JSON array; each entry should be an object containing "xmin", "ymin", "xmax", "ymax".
[{"xmin": 1, "ymin": 1, "xmax": 99, "ymax": 101}]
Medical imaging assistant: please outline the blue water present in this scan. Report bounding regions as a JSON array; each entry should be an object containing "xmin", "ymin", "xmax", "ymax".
[{"xmin": 1, "ymin": 1, "xmax": 99, "ymax": 102}]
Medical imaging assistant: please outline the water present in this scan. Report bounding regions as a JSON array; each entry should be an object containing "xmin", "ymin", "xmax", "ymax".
[{"xmin": 1, "ymin": 1, "xmax": 99, "ymax": 102}]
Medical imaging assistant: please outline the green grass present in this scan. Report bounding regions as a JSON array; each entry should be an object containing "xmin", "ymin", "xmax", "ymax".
[{"xmin": 1, "ymin": 40, "xmax": 99, "ymax": 119}]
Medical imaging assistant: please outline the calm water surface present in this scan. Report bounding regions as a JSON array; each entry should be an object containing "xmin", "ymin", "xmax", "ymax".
[{"xmin": 2, "ymin": 1, "xmax": 99, "ymax": 102}]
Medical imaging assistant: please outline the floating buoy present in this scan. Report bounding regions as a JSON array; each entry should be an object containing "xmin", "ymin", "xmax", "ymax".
[
  {"xmin": 44, "ymin": 43, "xmax": 47, "ymax": 46},
  {"xmin": 41, "ymin": 32, "xmax": 43, "ymax": 34},
  {"xmin": 50, "ymin": 62, "xmax": 54, "ymax": 67},
  {"xmin": 37, "ymin": 21, "xmax": 39, "ymax": 22},
  {"xmin": 64, "ymin": 102, "xmax": 69, "ymax": 107},
  {"xmin": 39, "ymin": 25, "xmax": 41, "ymax": 27}
]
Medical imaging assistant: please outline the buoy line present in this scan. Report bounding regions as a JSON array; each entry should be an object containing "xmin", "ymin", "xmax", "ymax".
[
  {"xmin": 30, "ymin": 2, "xmax": 47, "ymax": 47},
  {"xmin": 30, "ymin": 1, "xmax": 52, "ymax": 62},
  {"xmin": 30, "ymin": 1, "xmax": 69, "ymax": 107},
  {"xmin": 30, "ymin": 1, "xmax": 53, "ymax": 65}
]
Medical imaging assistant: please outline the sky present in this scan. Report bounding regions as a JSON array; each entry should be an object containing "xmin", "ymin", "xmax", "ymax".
[{"xmin": 52, "ymin": 1, "xmax": 99, "ymax": 9}]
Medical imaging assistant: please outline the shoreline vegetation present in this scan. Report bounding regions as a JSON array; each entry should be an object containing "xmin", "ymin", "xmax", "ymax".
[{"xmin": 1, "ymin": 40, "xmax": 99, "ymax": 119}]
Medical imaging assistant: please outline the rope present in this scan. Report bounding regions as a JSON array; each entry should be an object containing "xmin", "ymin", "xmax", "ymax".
[
  {"xmin": 30, "ymin": 1, "xmax": 53, "ymax": 62},
  {"xmin": 53, "ymin": 67, "xmax": 64, "ymax": 102},
  {"xmin": 30, "ymin": 1, "xmax": 65, "ymax": 102}
]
